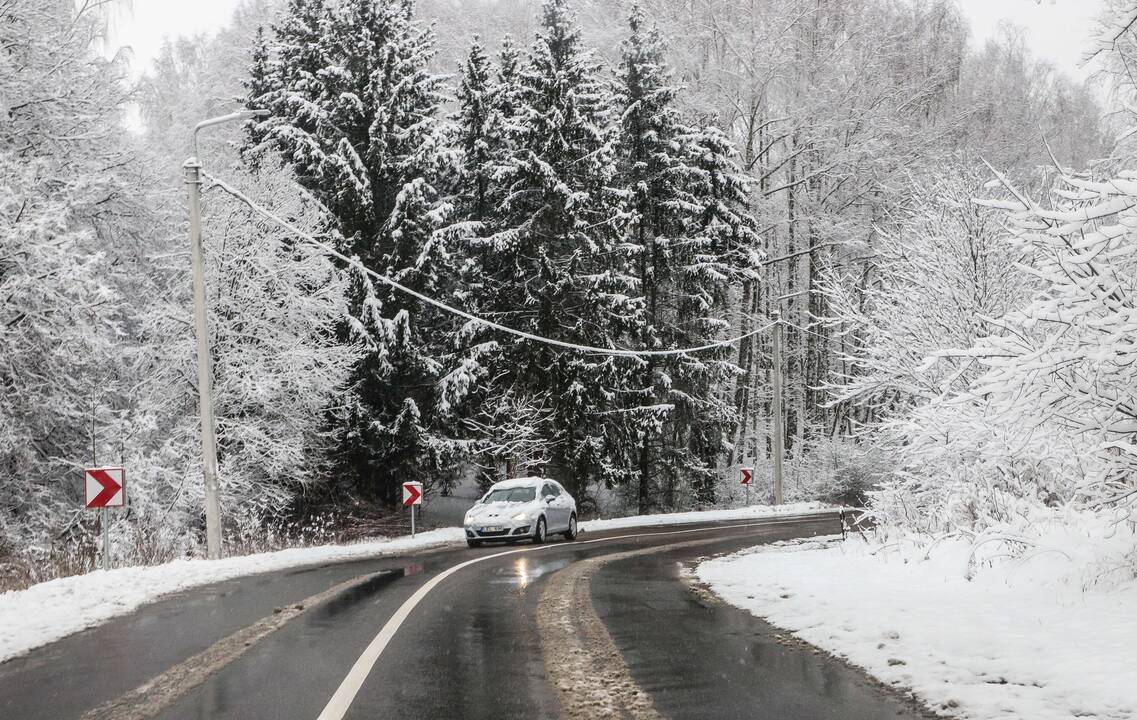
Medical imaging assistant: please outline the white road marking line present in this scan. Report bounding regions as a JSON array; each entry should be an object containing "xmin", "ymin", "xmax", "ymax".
[{"xmin": 315, "ymin": 513, "xmax": 836, "ymax": 720}]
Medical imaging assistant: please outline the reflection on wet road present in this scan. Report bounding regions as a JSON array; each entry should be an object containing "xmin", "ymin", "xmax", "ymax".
[{"xmin": 488, "ymin": 556, "xmax": 574, "ymax": 586}]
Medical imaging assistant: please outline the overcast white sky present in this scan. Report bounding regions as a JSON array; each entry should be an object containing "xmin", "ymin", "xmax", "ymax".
[
  {"xmin": 106, "ymin": 0, "xmax": 1107, "ymax": 80},
  {"xmin": 958, "ymin": 0, "xmax": 1104, "ymax": 78}
]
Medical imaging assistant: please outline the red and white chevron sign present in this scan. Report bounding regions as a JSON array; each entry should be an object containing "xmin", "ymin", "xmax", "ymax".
[
  {"xmin": 402, "ymin": 481, "xmax": 423, "ymax": 507},
  {"xmin": 739, "ymin": 467, "xmax": 754, "ymax": 486},
  {"xmin": 85, "ymin": 467, "xmax": 126, "ymax": 508}
]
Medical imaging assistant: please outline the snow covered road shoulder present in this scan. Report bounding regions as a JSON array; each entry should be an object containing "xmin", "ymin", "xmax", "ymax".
[{"xmin": 697, "ymin": 530, "xmax": 1137, "ymax": 720}]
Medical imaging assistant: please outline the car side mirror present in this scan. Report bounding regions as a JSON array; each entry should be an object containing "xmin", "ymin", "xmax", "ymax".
[{"xmin": 544, "ymin": 496, "xmax": 553, "ymax": 504}]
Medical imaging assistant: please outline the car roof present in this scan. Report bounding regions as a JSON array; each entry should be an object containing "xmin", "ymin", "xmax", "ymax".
[{"xmin": 490, "ymin": 476, "xmax": 554, "ymax": 490}]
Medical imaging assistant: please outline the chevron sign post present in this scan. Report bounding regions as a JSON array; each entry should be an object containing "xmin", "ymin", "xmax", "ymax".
[
  {"xmin": 85, "ymin": 467, "xmax": 126, "ymax": 571},
  {"xmin": 403, "ymin": 481, "xmax": 423, "ymax": 537},
  {"xmin": 739, "ymin": 466, "xmax": 754, "ymax": 506}
]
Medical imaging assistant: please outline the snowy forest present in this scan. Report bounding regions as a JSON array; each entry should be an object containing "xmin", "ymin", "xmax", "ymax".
[{"xmin": 3, "ymin": 0, "xmax": 1137, "ymax": 584}]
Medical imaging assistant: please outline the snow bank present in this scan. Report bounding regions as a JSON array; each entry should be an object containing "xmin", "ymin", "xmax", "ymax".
[
  {"xmin": 697, "ymin": 521, "xmax": 1137, "ymax": 720},
  {"xmin": 580, "ymin": 500, "xmax": 833, "ymax": 532},
  {"xmin": 0, "ymin": 502, "xmax": 835, "ymax": 663},
  {"xmin": 0, "ymin": 527, "xmax": 464, "ymax": 663}
]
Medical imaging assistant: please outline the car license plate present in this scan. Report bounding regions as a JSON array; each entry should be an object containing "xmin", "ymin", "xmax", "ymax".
[{"xmin": 482, "ymin": 526, "xmax": 503, "ymax": 532}]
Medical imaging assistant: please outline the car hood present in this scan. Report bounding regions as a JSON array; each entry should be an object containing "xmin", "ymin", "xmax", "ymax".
[{"xmin": 465, "ymin": 500, "xmax": 541, "ymax": 523}]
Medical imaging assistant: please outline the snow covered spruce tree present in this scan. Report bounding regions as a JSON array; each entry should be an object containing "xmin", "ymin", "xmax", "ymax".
[
  {"xmin": 613, "ymin": 6, "xmax": 754, "ymax": 509},
  {"xmin": 246, "ymin": 0, "xmax": 468, "ymax": 506},
  {"xmin": 452, "ymin": 0, "xmax": 640, "ymax": 501},
  {"xmin": 242, "ymin": 25, "xmax": 274, "ymax": 165},
  {"xmin": 451, "ymin": 39, "xmax": 497, "ymax": 224},
  {"xmin": 446, "ymin": 37, "xmax": 554, "ymax": 488},
  {"xmin": 491, "ymin": 36, "xmax": 524, "ymax": 133}
]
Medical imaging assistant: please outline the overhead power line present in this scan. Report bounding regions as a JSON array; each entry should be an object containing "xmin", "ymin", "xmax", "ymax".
[{"xmin": 203, "ymin": 172, "xmax": 779, "ymax": 358}]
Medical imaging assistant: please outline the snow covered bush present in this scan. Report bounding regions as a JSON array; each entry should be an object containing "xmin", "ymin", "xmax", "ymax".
[
  {"xmin": 969, "ymin": 169, "xmax": 1137, "ymax": 515},
  {"xmin": 863, "ymin": 165, "xmax": 1137, "ymax": 577},
  {"xmin": 648, "ymin": 438, "xmax": 893, "ymax": 513},
  {"xmin": 792, "ymin": 437, "xmax": 894, "ymax": 507},
  {"xmin": 871, "ymin": 401, "xmax": 1088, "ymax": 534}
]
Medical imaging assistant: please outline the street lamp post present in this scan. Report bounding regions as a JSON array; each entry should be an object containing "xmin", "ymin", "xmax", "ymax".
[{"xmin": 184, "ymin": 110, "xmax": 268, "ymax": 560}]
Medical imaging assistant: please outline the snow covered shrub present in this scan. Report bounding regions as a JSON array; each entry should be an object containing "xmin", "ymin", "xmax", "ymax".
[
  {"xmin": 224, "ymin": 511, "xmax": 340, "ymax": 556},
  {"xmin": 963, "ymin": 169, "xmax": 1137, "ymax": 520},
  {"xmin": 797, "ymin": 437, "xmax": 894, "ymax": 507},
  {"xmin": 747, "ymin": 438, "xmax": 894, "ymax": 507},
  {"xmin": 871, "ymin": 401, "xmax": 1089, "ymax": 534},
  {"xmin": 867, "ymin": 166, "xmax": 1137, "ymax": 574},
  {"xmin": 115, "ymin": 516, "xmax": 198, "ymax": 568}
]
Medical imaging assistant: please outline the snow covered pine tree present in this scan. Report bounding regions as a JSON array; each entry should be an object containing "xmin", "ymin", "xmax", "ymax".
[
  {"xmin": 451, "ymin": 0, "xmax": 637, "ymax": 502},
  {"xmin": 446, "ymin": 36, "xmax": 556, "ymax": 489},
  {"xmin": 613, "ymin": 5, "xmax": 758, "ymax": 509},
  {"xmin": 246, "ymin": 0, "xmax": 468, "ymax": 506}
]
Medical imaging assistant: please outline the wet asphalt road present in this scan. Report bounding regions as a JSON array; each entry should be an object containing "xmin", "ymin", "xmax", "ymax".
[{"xmin": 0, "ymin": 513, "xmax": 932, "ymax": 720}]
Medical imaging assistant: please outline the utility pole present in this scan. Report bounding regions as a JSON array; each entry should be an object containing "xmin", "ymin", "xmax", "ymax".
[
  {"xmin": 771, "ymin": 311, "xmax": 784, "ymax": 505},
  {"xmin": 184, "ymin": 109, "xmax": 268, "ymax": 560},
  {"xmin": 184, "ymin": 157, "xmax": 223, "ymax": 560}
]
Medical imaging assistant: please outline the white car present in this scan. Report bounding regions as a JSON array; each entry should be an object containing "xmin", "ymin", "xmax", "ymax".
[{"xmin": 464, "ymin": 477, "xmax": 578, "ymax": 548}]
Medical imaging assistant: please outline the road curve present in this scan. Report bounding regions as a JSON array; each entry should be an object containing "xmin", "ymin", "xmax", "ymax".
[{"xmin": 0, "ymin": 513, "xmax": 932, "ymax": 720}]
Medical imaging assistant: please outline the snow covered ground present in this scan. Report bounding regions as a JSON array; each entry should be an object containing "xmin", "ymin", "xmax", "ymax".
[
  {"xmin": 697, "ymin": 519, "xmax": 1137, "ymax": 720},
  {"xmin": 0, "ymin": 501, "xmax": 834, "ymax": 663}
]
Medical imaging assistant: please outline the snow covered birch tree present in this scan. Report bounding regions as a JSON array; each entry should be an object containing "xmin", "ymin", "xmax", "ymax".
[
  {"xmin": 0, "ymin": 0, "xmax": 152, "ymax": 565},
  {"xmin": 136, "ymin": 169, "xmax": 361, "ymax": 544},
  {"xmin": 824, "ymin": 169, "xmax": 1031, "ymax": 427}
]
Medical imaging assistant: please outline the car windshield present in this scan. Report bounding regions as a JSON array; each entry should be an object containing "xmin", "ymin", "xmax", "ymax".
[{"xmin": 482, "ymin": 487, "xmax": 536, "ymax": 503}]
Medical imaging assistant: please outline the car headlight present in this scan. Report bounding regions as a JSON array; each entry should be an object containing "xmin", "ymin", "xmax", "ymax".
[{"xmin": 511, "ymin": 512, "xmax": 530, "ymax": 522}]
